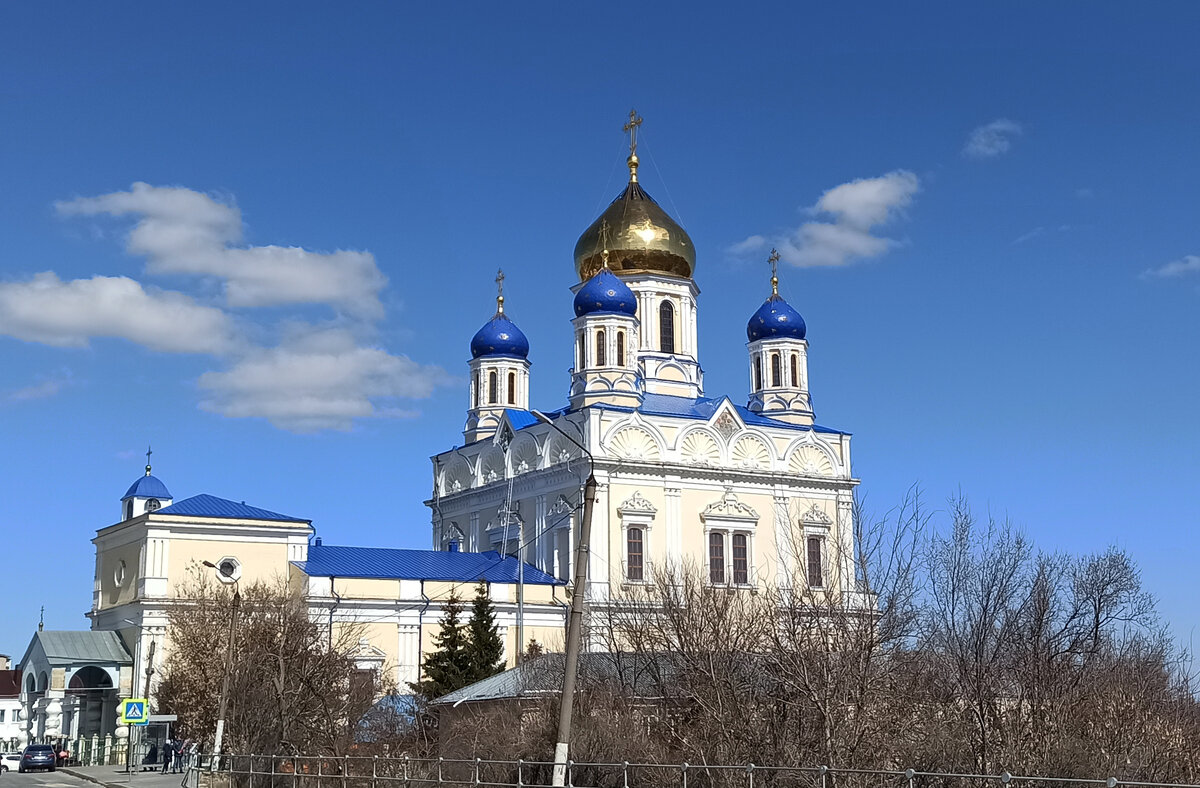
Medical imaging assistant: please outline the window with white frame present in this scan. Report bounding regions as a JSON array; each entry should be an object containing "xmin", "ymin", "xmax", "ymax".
[
  {"xmin": 700, "ymin": 490, "xmax": 759, "ymax": 587},
  {"xmin": 708, "ymin": 531, "xmax": 725, "ymax": 584},
  {"xmin": 807, "ymin": 536, "xmax": 824, "ymax": 588},
  {"xmin": 617, "ymin": 491, "xmax": 656, "ymax": 583}
]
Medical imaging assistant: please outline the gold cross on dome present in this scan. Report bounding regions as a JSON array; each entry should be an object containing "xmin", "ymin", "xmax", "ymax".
[
  {"xmin": 599, "ymin": 219, "xmax": 612, "ymax": 268},
  {"xmin": 495, "ymin": 268, "xmax": 506, "ymax": 314},
  {"xmin": 768, "ymin": 248, "xmax": 780, "ymax": 295},
  {"xmin": 623, "ymin": 109, "xmax": 643, "ymax": 157}
]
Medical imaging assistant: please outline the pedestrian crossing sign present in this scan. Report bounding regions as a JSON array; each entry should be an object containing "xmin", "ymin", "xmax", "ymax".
[{"xmin": 120, "ymin": 698, "xmax": 149, "ymax": 725}]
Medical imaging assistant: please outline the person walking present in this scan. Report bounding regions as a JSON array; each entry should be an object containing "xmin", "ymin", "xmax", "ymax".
[{"xmin": 161, "ymin": 738, "xmax": 173, "ymax": 774}]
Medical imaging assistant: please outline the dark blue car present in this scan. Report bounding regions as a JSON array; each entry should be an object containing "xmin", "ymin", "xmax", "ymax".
[{"xmin": 19, "ymin": 744, "xmax": 56, "ymax": 773}]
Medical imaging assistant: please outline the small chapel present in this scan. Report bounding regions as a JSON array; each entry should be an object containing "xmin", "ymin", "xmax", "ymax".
[{"xmin": 430, "ymin": 113, "xmax": 867, "ymax": 634}]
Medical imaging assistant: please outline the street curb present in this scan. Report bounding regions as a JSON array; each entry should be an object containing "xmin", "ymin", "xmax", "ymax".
[{"xmin": 62, "ymin": 768, "xmax": 109, "ymax": 787}]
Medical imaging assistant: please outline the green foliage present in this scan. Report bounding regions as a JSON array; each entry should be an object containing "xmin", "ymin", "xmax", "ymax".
[
  {"xmin": 410, "ymin": 590, "xmax": 471, "ymax": 700},
  {"xmin": 464, "ymin": 581, "xmax": 506, "ymax": 683}
]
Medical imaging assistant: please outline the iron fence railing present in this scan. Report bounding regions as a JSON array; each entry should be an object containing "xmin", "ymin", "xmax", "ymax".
[{"xmin": 182, "ymin": 755, "xmax": 1200, "ymax": 788}]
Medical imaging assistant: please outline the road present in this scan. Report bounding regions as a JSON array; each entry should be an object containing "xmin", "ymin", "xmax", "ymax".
[{"xmin": 1, "ymin": 771, "xmax": 92, "ymax": 788}]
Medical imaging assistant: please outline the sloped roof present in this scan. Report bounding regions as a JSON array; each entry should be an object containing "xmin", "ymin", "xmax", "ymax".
[
  {"xmin": 631, "ymin": 393, "xmax": 848, "ymax": 434},
  {"xmin": 294, "ymin": 544, "xmax": 563, "ymax": 585},
  {"xmin": 28, "ymin": 631, "xmax": 131, "ymax": 667},
  {"xmin": 434, "ymin": 652, "xmax": 677, "ymax": 706},
  {"xmin": 155, "ymin": 494, "xmax": 309, "ymax": 523}
]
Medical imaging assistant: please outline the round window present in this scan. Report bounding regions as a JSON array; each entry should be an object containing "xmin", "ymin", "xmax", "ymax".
[
  {"xmin": 218, "ymin": 559, "xmax": 237, "ymax": 578},
  {"xmin": 114, "ymin": 560, "xmax": 127, "ymax": 585},
  {"xmin": 145, "ymin": 498, "xmax": 161, "ymax": 512}
]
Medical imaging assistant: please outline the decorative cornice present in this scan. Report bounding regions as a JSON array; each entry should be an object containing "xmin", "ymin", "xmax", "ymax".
[
  {"xmin": 701, "ymin": 489, "xmax": 758, "ymax": 521},
  {"xmin": 617, "ymin": 491, "xmax": 657, "ymax": 514},
  {"xmin": 799, "ymin": 502, "xmax": 833, "ymax": 525}
]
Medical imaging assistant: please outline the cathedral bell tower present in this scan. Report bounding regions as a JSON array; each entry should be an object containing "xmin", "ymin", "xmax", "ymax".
[
  {"xmin": 464, "ymin": 270, "xmax": 531, "ymax": 443},
  {"xmin": 572, "ymin": 111, "xmax": 703, "ymax": 399},
  {"xmin": 569, "ymin": 233, "xmax": 644, "ymax": 409},
  {"xmin": 120, "ymin": 447, "xmax": 173, "ymax": 521},
  {"xmin": 746, "ymin": 251, "xmax": 814, "ymax": 425}
]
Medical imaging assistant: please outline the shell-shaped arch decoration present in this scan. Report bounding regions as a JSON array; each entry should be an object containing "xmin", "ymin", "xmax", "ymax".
[
  {"xmin": 509, "ymin": 436, "xmax": 539, "ymax": 475},
  {"xmin": 479, "ymin": 449, "xmax": 507, "ymax": 485},
  {"xmin": 607, "ymin": 426, "xmax": 662, "ymax": 461},
  {"xmin": 789, "ymin": 445, "xmax": 835, "ymax": 477},
  {"xmin": 679, "ymin": 430, "xmax": 721, "ymax": 466},
  {"xmin": 442, "ymin": 458, "xmax": 473, "ymax": 494},
  {"xmin": 545, "ymin": 434, "xmax": 579, "ymax": 467},
  {"xmin": 731, "ymin": 435, "xmax": 771, "ymax": 470}
]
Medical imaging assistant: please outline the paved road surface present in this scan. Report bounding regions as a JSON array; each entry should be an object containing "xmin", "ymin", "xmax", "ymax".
[{"xmin": 1, "ymin": 770, "xmax": 95, "ymax": 788}]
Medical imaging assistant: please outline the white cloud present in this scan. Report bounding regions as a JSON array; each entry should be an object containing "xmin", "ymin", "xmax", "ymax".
[
  {"xmin": 731, "ymin": 171, "xmax": 920, "ymax": 268},
  {"xmin": 963, "ymin": 119, "xmax": 1023, "ymax": 159},
  {"xmin": 57, "ymin": 183, "xmax": 387, "ymax": 319},
  {"xmin": 1141, "ymin": 255, "xmax": 1200, "ymax": 280},
  {"xmin": 5, "ymin": 371, "xmax": 72, "ymax": 403},
  {"xmin": 197, "ymin": 326, "xmax": 454, "ymax": 432},
  {"xmin": 0, "ymin": 272, "xmax": 237, "ymax": 353}
]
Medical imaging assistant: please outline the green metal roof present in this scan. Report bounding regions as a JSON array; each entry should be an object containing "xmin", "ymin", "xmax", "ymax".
[{"xmin": 33, "ymin": 631, "xmax": 131, "ymax": 666}]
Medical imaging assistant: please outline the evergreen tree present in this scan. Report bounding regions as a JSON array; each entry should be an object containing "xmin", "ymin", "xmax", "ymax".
[
  {"xmin": 464, "ymin": 581, "xmax": 506, "ymax": 682},
  {"xmin": 410, "ymin": 590, "xmax": 471, "ymax": 699}
]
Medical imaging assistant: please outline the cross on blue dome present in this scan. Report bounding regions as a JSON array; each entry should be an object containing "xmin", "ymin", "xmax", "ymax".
[
  {"xmin": 574, "ymin": 268, "xmax": 637, "ymax": 317},
  {"xmin": 747, "ymin": 249, "xmax": 807, "ymax": 342},
  {"xmin": 470, "ymin": 268, "xmax": 530, "ymax": 359}
]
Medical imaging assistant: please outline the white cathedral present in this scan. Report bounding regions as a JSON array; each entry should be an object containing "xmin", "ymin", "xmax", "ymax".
[{"xmin": 430, "ymin": 115, "xmax": 862, "ymax": 621}]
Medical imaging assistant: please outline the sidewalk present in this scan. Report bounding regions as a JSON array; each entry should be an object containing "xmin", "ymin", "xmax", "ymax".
[{"xmin": 63, "ymin": 765, "xmax": 188, "ymax": 788}]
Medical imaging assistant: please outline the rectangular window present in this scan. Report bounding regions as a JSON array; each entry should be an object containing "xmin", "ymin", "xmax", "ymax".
[
  {"xmin": 807, "ymin": 537, "xmax": 823, "ymax": 587},
  {"xmin": 0, "ymin": 710, "xmax": 5, "ymax": 723},
  {"xmin": 626, "ymin": 527, "xmax": 643, "ymax": 581},
  {"xmin": 507, "ymin": 371, "xmax": 517, "ymax": 404},
  {"xmin": 709, "ymin": 531, "xmax": 725, "ymax": 584},
  {"xmin": 732, "ymin": 533, "xmax": 748, "ymax": 585}
]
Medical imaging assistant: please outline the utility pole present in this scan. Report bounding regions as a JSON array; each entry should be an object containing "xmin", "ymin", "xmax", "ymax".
[
  {"xmin": 551, "ymin": 473, "xmax": 596, "ymax": 787},
  {"xmin": 204, "ymin": 562, "xmax": 241, "ymax": 772}
]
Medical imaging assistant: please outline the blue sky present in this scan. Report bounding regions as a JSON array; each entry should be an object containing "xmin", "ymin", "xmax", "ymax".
[{"xmin": 1, "ymin": 2, "xmax": 1198, "ymax": 654}]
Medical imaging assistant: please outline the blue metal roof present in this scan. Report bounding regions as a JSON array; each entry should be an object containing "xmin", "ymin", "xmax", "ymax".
[
  {"xmin": 155, "ymin": 494, "xmax": 309, "ymax": 523},
  {"xmin": 504, "ymin": 409, "xmax": 539, "ymax": 430},
  {"xmin": 747, "ymin": 294, "xmax": 807, "ymax": 342},
  {"xmin": 295, "ymin": 544, "xmax": 563, "ymax": 585},
  {"xmin": 122, "ymin": 474, "xmax": 172, "ymax": 501},
  {"xmin": 629, "ymin": 393, "xmax": 847, "ymax": 434},
  {"xmin": 470, "ymin": 313, "xmax": 530, "ymax": 360},
  {"xmin": 573, "ymin": 269, "xmax": 637, "ymax": 317}
]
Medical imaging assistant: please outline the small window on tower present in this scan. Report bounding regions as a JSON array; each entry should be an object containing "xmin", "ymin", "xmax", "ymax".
[
  {"xmin": 596, "ymin": 329, "xmax": 606, "ymax": 366},
  {"xmin": 659, "ymin": 300, "xmax": 675, "ymax": 354},
  {"xmin": 507, "ymin": 372, "xmax": 516, "ymax": 404},
  {"xmin": 488, "ymin": 371, "xmax": 498, "ymax": 404},
  {"xmin": 754, "ymin": 356, "xmax": 763, "ymax": 391},
  {"xmin": 771, "ymin": 353, "xmax": 781, "ymax": 387},
  {"xmin": 474, "ymin": 371, "xmax": 481, "ymax": 407},
  {"xmin": 790, "ymin": 354, "xmax": 799, "ymax": 387},
  {"xmin": 145, "ymin": 498, "xmax": 161, "ymax": 513},
  {"xmin": 616, "ymin": 331, "xmax": 626, "ymax": 366},
  {"xmin": 577, "ymin": 331, "xmax": 586, "ymax": 368}
]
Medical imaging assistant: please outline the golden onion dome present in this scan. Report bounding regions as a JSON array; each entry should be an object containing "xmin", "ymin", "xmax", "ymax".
[{"xmin": 573, "ymin": 164, "xmax": 695, "ymax": 282}]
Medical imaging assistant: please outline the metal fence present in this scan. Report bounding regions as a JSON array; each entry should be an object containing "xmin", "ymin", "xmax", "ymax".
[{"xmin": 183, "ymin": 756, "xmax": 1200, "ymax": 788}]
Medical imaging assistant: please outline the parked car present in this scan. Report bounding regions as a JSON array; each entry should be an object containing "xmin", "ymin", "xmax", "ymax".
[
  {"xmin": 18, "ymin": 745, "xmax": 55, "ymax": 773},
  {"xmin": 0, "ymin": 752, "xmax": 22, "ymax": 773}
]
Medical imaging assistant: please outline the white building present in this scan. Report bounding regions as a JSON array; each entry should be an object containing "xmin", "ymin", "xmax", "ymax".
[{"xmin": 430, "ymin": 119, "xmax": 866, "ymax": 649}]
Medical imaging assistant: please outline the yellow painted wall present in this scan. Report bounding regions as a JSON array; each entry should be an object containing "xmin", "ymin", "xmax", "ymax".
[
  {"xmin": 166, "ymin": 538, "xmax": 294, "ymax": 590},
  {"xmin": 97, "ymin": 540, "xmax": 143, "ymax": 610}
]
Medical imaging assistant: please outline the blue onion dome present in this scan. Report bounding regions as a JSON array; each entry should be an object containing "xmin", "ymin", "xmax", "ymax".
[
  {"xmin": 470, "ymin": 312, "xmax": 529, "ymax": 359},
  {"xmin": 574, "ymin": 268, "xmax": 637, "ymax": 317},
  {"xmin": 747, "ymin": 294, "xmax": 807, "ymax": 342},
  {"xmin": 123, "ymin": 469, "xmax": 172, "ymax": 500}
]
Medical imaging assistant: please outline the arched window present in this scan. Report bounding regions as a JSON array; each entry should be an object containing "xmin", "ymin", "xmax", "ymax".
[
  {"xmin": 790, "ymin": 354, "xmax": 799, "ymax": 387},
  {"xmin": 771, "ymin": 352, "xmax": 781, "ymax": 387},
  {"xmin": 507, "ymin": 371, "xmax": 516, "ymax": 404},
  {"xmin": 732, "ymin": 533, "xmax": 749, "ymax": 585},
  {"xmin": 616, "ymin": 331, "xmax": 625, "ymax": 366},
  {"xmin": 753, "ymin": 355, "xmax": 763, "ymax": 390},
  {"xmin": 488, "ymin": 371, "xmax": 498, "ymax": 404},
  {"xmin": 474, "ymin": 371, "xmax": 480, "ymax": 407},
  {"xmin": 807, "ymin": 537, "xmax": 823, "ymax": 587},
  {"xmin": 596, "ymin": 329, "xmax": 606, "ymax": 366},
  {"xmin": 577, "ymin": 331, "xmax": 585, "ymax": 368},
  {"xmin": 626, "ymin": 527, "xmax": 644, "ymax": 581},
  {"xmin": 659, "ymin": 300, "xmax": 675, "ymax": 354},
  {"xmin": 709, "ymin": 532, "xmax": 726, "ymax": 584}
]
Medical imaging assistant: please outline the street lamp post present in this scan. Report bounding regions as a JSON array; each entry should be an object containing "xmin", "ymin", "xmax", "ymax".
[
  {"xmin": 120, "ymin": 619, "xmax": 155, "ymax": 774},
  {"xmin": 532, "ymin": 410, "xmax": 596, "ymax": 788},
  {"xmin": 202, "ymin": 560, "xmax": 241, "ymax": 771}
]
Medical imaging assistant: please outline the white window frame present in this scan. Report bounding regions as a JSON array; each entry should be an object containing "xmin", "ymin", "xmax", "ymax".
[{"xmin": 617, "ymin": 493, "xmax": 656, "ymax": 585}]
